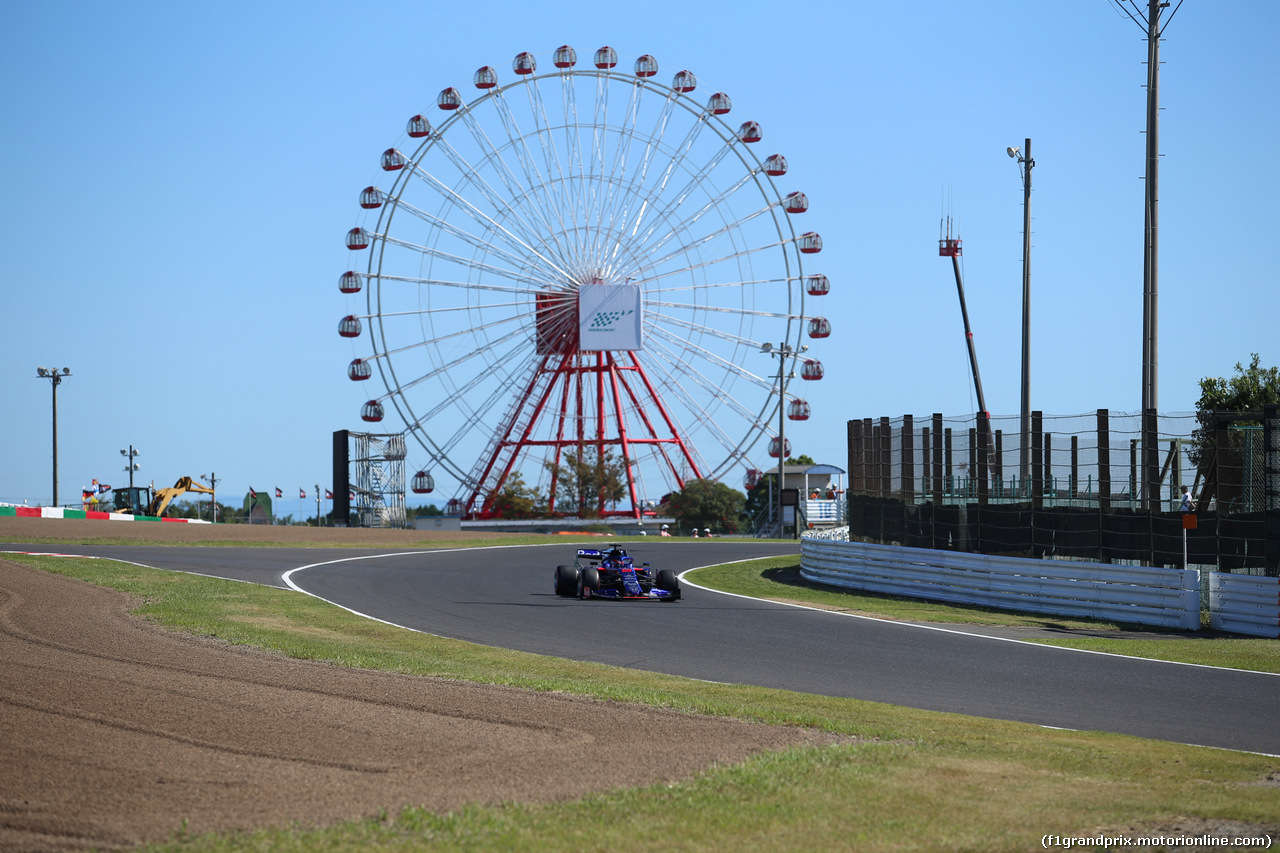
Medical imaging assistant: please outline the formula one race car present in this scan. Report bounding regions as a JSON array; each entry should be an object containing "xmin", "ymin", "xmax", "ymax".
[{"xmin": 553, "ymin": 546, "xmax": 681, "ymax": 601}]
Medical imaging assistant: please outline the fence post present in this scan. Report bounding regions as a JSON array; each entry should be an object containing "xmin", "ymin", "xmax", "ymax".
[
  {"xmin": 903, "ymin": 414, "xmax": 915, "ymax": 503},
  {"xmin": 977, "ymin": 417, "xmax": 991, "ymax": 505},
  {"xmin": 1098, "ymin": 409, "xmax": 1111, "ymax": 562},
  {"xmin": 1143, "ymin": 408, "xmax": 1160, "ymax": 513},
  {"xmin": 994, "ymin": 429, "xmax": 1004, "ymax": 498},
  {"xmin": 944, "ymin": 428, "xmax": 954, "ymax": 496},
  {"xmin": 879, "ymin": 417, "xmax": 892, "ymax": 498},
  {"xmin": 849, "ymin": 419, "xmax": 864, "ymax": 494},
  {"xmin": 1031, "ymin": 411, "xmax": 1044, "ymax": 510},
  {"xmin": 932, "ymin": 414, "xmax": 944, "ymax": 549},
  {"xmin": 932, "ymin": 415, "xmax": 944, "ymax": 503},
  {"xmin": 1070, "ymin": 435, "xmax": 1079, "ymax": 503},
  {"xmin": 1045, "ymin": 430, "xmax": 1054, "ymax": 501},
  {"xmin": 976, "ymin": 416, "xmax": 990, "ymax": 553},
  {"xmin": 867, "ymin": 418, "xmax": 878, "ymax": 498},
  {"xmin": 1266, "ymin": 404, "xmax": 1279, "ymax": 576}
]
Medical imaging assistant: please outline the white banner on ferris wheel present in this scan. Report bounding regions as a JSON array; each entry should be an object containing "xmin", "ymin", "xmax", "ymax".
[{"xmin": 578, "ymin": 283, "xmax": 643, "ymax": 351}]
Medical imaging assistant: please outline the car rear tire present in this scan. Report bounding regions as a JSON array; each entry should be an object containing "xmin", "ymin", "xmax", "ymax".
[
  {"xmin": 578, "ymin": 566, "xmax": 599, "ymax": 599},
  {"xmin": 656, "ymin": 569, "xmax": 681, "ymax": 601},
  {"xmin": 554, "ymin": 564, "xmax": 579, "ymax": 597}
]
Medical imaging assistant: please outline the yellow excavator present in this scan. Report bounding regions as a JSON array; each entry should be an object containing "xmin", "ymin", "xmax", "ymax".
[{"xmin": 114, "ymin": 477, "xmax": 214, "ymax": 518}]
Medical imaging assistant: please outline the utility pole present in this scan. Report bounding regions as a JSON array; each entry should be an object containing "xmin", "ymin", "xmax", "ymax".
[
  {"xmin": 200, "ymin": 472, "xmax": 219, "ymax": 522},
  {"xmin": 1112, "ymin": 0, "xmax": 1181, "ymax": 508},
  {"xmin": 1142, "ymin": 0, "xmax": 1164, "ymax": 416},
  {"xmin": 1113, "ymin": 0, "xmax": 1182, "ymax": 415}
]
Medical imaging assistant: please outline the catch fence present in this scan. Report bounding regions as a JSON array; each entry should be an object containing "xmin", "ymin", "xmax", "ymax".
[{"xmin": 845, "ymin": 407, "xmax": 1279, "ymax": 575}]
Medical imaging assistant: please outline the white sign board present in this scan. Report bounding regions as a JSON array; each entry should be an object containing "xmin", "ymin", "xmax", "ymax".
[{"xmin": 578, "ymin": 283, "xmax": 642, "ymax": 351}]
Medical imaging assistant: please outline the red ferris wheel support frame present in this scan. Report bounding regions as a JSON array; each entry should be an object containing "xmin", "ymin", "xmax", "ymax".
[{"xmin": 463, "ymin": 348, "xmax": 703, "ymax": 519}]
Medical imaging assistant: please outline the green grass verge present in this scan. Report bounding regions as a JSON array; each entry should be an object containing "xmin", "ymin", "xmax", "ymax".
[
  {"xmin": 9, "ymin": 553, "xmax": 1279, "ymax": 852},
  {"xmin": 688, "ymin": 558, "xmax": 1280, "ymax": 674},
  {"xmin": 0, "ymin": 533, "xmax": 564, "ymax": 548}
]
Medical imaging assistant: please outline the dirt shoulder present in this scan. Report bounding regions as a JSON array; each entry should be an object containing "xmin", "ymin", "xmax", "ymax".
[{"xmin": 0, "ymin": 519, "xmax": 831, "ymax": 851}]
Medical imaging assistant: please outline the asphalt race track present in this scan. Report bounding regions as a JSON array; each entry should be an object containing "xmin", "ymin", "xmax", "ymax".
[{"xmin": 7, "ymin": 540, "xmax": 1279, "ymax": 756}]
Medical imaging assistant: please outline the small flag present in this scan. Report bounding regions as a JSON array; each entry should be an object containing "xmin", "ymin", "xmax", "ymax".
[
  {"xmin": 300, "ymin": 488, "xmax": 307, "ymax": 499},
  {"xmin": 325, "ymin": 490, "xmax": 334, "ymax": 500},
  {"xmin": 275, "ymin": 487, "xmax": 282, "ymax": 498},
  {"xmin": 250, "ymin": 487, "xmax": 257, "ymax": 499}
]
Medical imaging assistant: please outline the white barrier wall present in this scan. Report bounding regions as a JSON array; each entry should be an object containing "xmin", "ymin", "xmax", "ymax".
[
  {"xmin": 800, "ymin": 538, "xmax": 1201, "ymax": 631},
  {"xmin": 1209, "ymin": 574, "xmax": 1280, "ymax": 638}
]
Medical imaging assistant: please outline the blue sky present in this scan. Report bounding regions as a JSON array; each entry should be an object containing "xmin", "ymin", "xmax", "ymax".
[{"xmin": 2, "ymin": 0, "xmax": 1276, "ymax": 512}]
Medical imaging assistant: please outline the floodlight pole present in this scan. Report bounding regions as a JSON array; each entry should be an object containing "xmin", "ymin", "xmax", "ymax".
[
  {"xmin": 761, "ymin": 342, "xmax": 805, "ymax": 539},
  {"xmin": 121, "ymin": 445, "xmax": 140, "ymax": 491},
  {"xmin": 1008, "ymin": 140, "xmax": 1034, "ymax": 488},
  {"xmin": 1020, "ymin": 138, "xmax": 1033, "ymax": 489},
  {"xmin": 36, "ymin": 367, "xmax": 72, "ymax": 507}
]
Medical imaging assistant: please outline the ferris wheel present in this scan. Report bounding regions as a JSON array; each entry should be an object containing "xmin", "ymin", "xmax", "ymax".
[{"xmin": 338, "ymin": 45, "xmax": 831, "ymax": 519}]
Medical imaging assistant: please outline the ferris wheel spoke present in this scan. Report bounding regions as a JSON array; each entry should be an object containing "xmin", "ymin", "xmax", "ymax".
[
  {"xmin": 633, "ymin": 176, "xmax": 765, "ymax": 266},
  {"xmin": 583, "ymin": 82, "xmax": 652, "ymax": 271},
  {"xmin": 633, "ymin": 345, "xmax": 750, "ymax": 471},
  {"xmin": 406, "ymin": 354, "xmax": 535, "ymax": 486},
  {"xmin": 427, "ymin": 133, "xmax": 558, "ymax": 254},
  {"xmin": 647, "ymin": 299, "xmax": 798, "ymax": 322},
  {"xmin": 409, "ymin": 350, "xmax": 529, "ymax": 442},
  {"xmin": 373, "ymin": 273, "xmax": 544, "ymax": 298},
  {"xmin": 585, "ymin": 74, "xmax": 613, "ymax": 264},
  {"xmin": 382, "ymin": 194, "xmax": 567, "ymax": 285},
  {"xmin": 388, "ymin": 154, "xmax": 551, "ymax": 269},
  {"xmin": 370, "ymin": 299, "xmax": 535, "ymax": 331},
  {"xmin": 646, "ymin": 323, "xmax": 777, "ymax": 399},
  {"xmin": 519, "ymin": 78, "xmax": 578, "ymax": 244},
  {"xmin": 596, "ymin": 82, "xmax": 644, "ymax": 219},
  {"xmin": 380, "ymin": 322, "xmax": 530, "ymax": 396},
  {"xmin": 558, "ymin": 75, "xmax": 593, "ymax": 247},
  {"xmin": 635, "ymin": 202, "xmax": 778, "ymax": 274},
  {"xmin": 598, "ymin": 94, "xmax": 681, "ymax": 265},
  {"xmin": 645, "ymin": 274, "xmax": 797, "ymax": 295},
  {"xmin": 459, "ymin": 98, "xmax": 573, "ymax": 262},
  {"xmin": 436, "ymin": 361, "xmax": 535, "ymax": 472},
  {"xmin": 643, "ymin": 345, "xmax": 771, "ymax": 457},
  {"xmin": 644, "ymin": 308, "xmax": 782, "ymax": 349},
  {"xmin": 628, "ymin": 235, "xmax": 794, "ymax": 287},
  {"xmin": 629, "ymin": 140, "xmax": 742, "ymax": 257},
  {"xmin": 375, "ymin": 231, "xmax": 557, "ymax": 288}
]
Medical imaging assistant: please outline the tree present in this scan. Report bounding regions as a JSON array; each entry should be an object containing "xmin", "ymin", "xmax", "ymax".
[
  {"xmin": 667, "ymin": 478, "xmax": 745, "ymax": 534},
  {"xmin": 543, "ymin": 447, "xmax": 627, "ymax": 517},
  {"xmin": 487, "ymin": 472, "xmax": 544, "ymax": 519},
  {"xmin": 1191, "ymin": 354, "xmax": 1280, "ymax": 468}
]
